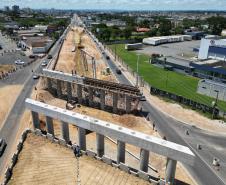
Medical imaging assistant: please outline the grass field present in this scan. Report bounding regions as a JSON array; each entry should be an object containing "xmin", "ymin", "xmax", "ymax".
[{"xmin": 109, "ymin": 44, "xmax": 226, "ymax": 112}]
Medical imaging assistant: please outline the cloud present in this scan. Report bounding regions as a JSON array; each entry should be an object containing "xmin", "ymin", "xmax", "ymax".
[{"xmin": 1, "ymin": 0, "xmax": 226, "ymax": 10}]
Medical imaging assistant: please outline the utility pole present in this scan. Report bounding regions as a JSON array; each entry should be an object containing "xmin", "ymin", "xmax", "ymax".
[{"xmin": 136, "ymin": 54, "xmax": 140, "ymax": 87}]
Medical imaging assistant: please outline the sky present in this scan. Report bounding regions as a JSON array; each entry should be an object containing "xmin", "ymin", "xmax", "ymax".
[{"xmin": 1, "ymin": 0, "xmax": 226, "ymax": 10}]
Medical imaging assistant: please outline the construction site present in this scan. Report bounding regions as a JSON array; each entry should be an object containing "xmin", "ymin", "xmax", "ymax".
[{"xmin": 3, "ymin": 19, "xmax": 196, "ymax": 185}]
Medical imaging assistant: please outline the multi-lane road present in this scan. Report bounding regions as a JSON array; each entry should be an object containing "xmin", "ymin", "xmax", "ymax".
[
  {"xmin": 88, "ymin": 27, "xmax": 226, "ymax": 185},
  {"xmin": 0, "ymin": 27, "xmax": 68, "ymax": 178}
]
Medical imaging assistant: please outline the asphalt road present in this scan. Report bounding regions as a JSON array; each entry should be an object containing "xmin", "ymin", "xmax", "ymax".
[
  {"xmin": 91, "ymin": 33, "xmax": 226, "ymax": 185},
  {"xmin": 0, "ymin": 28, "xmax": 68, "ymax": 177}
]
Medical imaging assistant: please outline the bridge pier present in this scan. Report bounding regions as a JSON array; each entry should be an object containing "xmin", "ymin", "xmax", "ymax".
[
  {"xmin": 61, "ymin": 121, "xmax": 70, "ymax": 143},
  {"xmin": 113, "ymin": 93, "xmax": 118, "ymax": 114},
  {"xmin": 140, "ymin": 149, "xmax": 149, "ymax": 172},
  {"xmin": 46, "ymin": 116, "xmax": 54, "ymax": 136},
  {"xmin": 117, "ymin": 140, "xmax": 125, "ymax": 164},
  {"xmin": 31, "ymin": 111, "xmax": 40, "ymax": 129},
  {"xmin": 88, "ymin": 87, "xmax": 94, "ymax": 107},
  {"xmin": 67, "ymin": 82, "xmax": 72, "ymax": 100},
  {"xmin": 96, "ymin": 133, "xmax": 104, "ymax": 157},
  {"xmin": 78, "ymin": 127, "xmax": 86, "ymax": 151},
  {"xmin": 57, "ymin": 80, "xmax": 62, "ymax": 97},
  {"xmin": 126, "ymin": 95, "xmax": 132, "ymax": 114},
  {"xmin": 100, "ymin": 89, "xmax": 105, "ymax": 110},
  {"xmin": 77, "ymin": 84, "xmax": 82, "ymax": 104},
  {"xmin": 165, "ymin": 158, "xmax": 177, "ymax": 184},
  {"xmin": 47, "ymin": 78, "xmax": 52, "ymax": 90}
]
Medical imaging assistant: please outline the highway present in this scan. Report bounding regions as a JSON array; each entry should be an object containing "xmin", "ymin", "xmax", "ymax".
[{"xmin": 0, "ymin": 27, "xmax": 68, "ymax": 178}]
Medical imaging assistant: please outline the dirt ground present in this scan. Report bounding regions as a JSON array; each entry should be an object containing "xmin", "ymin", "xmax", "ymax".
[
  {"xmin": 8, "ymin": 133, "xmax": 151, "ymax": 185},
  {"xmin": 0, "ymin": 65, "xmax": 15, "ymax": 73},
  {"xmin": 0, "ymin": 85, "xmax": 22, "ymax": 129},
  {"xmin": 55, "ymin": 26, "xmax": 113, "ymax": 82},
  {"xmin": 106, "ymin": 47, "xmax": 226, "ymax": 135}
]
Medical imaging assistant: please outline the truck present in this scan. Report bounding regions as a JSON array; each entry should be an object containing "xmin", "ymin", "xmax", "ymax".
[{"xmin": 125, "ymin": 43, "xmax": 143, "ymax": 50}]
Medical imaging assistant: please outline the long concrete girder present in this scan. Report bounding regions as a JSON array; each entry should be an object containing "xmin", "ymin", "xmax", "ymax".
[{"xmin": 25, "ymin": 98, "xmax": 196, "ymax": 165}]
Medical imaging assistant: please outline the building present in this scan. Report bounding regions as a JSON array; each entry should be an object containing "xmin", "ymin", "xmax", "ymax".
[
  {"xmin": 143, "ymin": 35, "xmax": 192, "ymax": 46},
  {"xmin": 198, "ymin": 38, "xmax": 226, "ymax": 60},
  {"xmin": 18, "ymin": 36, "xmax": 53, "ymax": 54},
  {"xmin": 221, "ymin": 30, "xmax": 226, "ymax": 36},
  {"xmin": 4, "ymin": 6, "xmax": 10, "ymax": 12},
  {"xmin": 184, "ymin": 30, "xmax": 205, "ymax": 40},
  {"xmin": 125, "ymin": 43, "xmax": 143, "ymax": 50},
  {"xmin": 34, "ymin": 25, "xmax": 48, "ymax": 32},
  {"xmin": 12, "ymin": 5, "xmax": 19, "ymax": 13},
  {"xmin": 197, "ymin": 79, "xmax": 226, "ymax": 101}
]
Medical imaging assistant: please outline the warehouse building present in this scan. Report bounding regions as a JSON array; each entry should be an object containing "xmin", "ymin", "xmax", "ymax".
[
  {"xmin": 198, "ymin": 38, "xmax": 226, "ymax": 60},
  {"xmin": 143, "ymin": 35, "xmax": 192, "ymax": 46},
  {"xmin": 197, "ymin": 79, "xmax": 226, "ymax": 101}
]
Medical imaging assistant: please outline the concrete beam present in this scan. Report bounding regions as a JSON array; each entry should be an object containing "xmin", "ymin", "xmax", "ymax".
[
  {"xmin": 31, "ymin": 111, "xmax": 40, "ymax": 129},
  {"xmin": 25, "ymin": 99, "xmax": 196, "ymax": 165},
  {"xmin": 78, "ymin": 127, "xmax": 86, "ymax": 151},
  {"xmin": 140, "ymin": 149, "xmax": 149, "ymax": 172},
  {"xmin": 42, "ymin": 69, "xmax": 84, "ymax": 85},
  {"xmin": 61, "ymin": 121, "xmax": 70, "ymax": 143},
  {"xmin": 117, "ymin": 140, "xmax": 125, "ymax": 164},
  {"xmin": 165, "ymin": 158, "xmax": 177, "ymax": 184},
  {"xmin": 96, "ymin": 133, "xmax": 104, "ymax": 157},
  {"xmin": 46, "ymin": 116, "xmax": 54, "ymax": 136}
]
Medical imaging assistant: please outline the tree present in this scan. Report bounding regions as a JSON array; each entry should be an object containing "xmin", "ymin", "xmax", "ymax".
[
  {"xmin": 159, "ymin": 19, "xmax": 172, "ymax": 36},
  {"xmin": 207, "ymin": 16, "xmax": 226, "ymax": 35},
  {"xmin": 123, "ymin": 27, "xmax": 133, "ymax": 39}
]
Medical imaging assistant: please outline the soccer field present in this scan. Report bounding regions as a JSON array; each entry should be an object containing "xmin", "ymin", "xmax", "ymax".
[{"xmin": 109, "ymin": 44, "xmax": 226, "ymax": 112}]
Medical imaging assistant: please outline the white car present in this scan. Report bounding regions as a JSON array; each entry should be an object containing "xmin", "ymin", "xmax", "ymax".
[
  {"xmin": 41, "ymin": 61, "xmax": 48, "ymax": 67},
  {"xmin": 14, "ymin": 60, "xmax": 25, "ymax": 65}
]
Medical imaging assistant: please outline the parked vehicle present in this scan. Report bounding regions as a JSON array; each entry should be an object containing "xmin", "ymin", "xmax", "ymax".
[
  {"xmin": 29, "ymin": 55, "xmax": 35, "ymax": 59},
  {"xmin": 0, "ymin": 139, "xmax": 7, "ymax": 157},
  {"xmin": 0, "ymin": 45, "xmax": 2, "ymax": 50},
  {"xmin": 14, "ymin": 60, "xmax": 25, "ymax": 65},
  {"xmin": 106, "ymin": 55, "xmax": 110, "ymax": 60},
  {"xmin": 47, "ymin": 55, "xmax": 52, "ymax": 59}
]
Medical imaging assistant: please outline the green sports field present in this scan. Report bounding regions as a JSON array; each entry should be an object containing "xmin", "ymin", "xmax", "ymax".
[{"xmin": 109, "ymin": 44, "xmax": 226, "ymax": 112}]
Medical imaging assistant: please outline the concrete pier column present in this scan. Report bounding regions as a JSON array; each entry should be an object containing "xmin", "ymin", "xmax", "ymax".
[
  {"xmin": 96, "ymin": 133, "xmax": 104, "ymax": 157},
  {"xmin": 126, "ymin": 95, "xmax": 131, "ymax": 114},
  {"xmin": 47, "ymin": 78, "xmax": 52, "ymax": 90},
  {"xmin": 78, "ymin": 127, "xmax": 86, "ymax": 151},
  {"xmin": 140, "ymin": 149, "xmax": 149, "ymax": 172},
  {"xmin": 31, "ymin": 111, "xmax": 40, "ymax": 129},
  {"xmin": 165, "ymin": 158, "xmax": 177, "ymax": 184},
  {"xmin": 67, "ymin": 82, "xmax": 72, "ymax": 100},
  {"xmin": 46, "ymin": 116, "xmax": 54, "ymax": 135},
  {"xmin": 100, "ymin": 90, "xmax": 105, "ymax": 110},
  {"xmin": 61, "ymin": 121, "xmax": 70, "ymax": 143},
  {"xmin": 57, "ymin": 80, "xmax": 62, "ymax": 97},
  {"xmin": 77, "ymin": 84, "xmax": 82, "ymax": 104},
  {"xmin": 88, "ymin": 87, "xmax": 94, "ymax": 107},
  {"xmin": 117, "ymin": 140, "xmax": 125, "ymax": 164},
  {"xmin": 113, "ymin": 93, "xmax": 118, "ymax": 113}
]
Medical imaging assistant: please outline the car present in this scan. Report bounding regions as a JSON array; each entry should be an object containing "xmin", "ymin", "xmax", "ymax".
[
  {"xmin": 33, "ymin": 75, "xmax": 40, "ymax": 79},
  {"xmin": 106, "ymin": 55, "xmax": 110, "ymax": 60},
  {"xmin": 29, "ymin": 55, "xmax": 36, "ymax": 59},
  {"xmin": 0, "ymin": 139, "xmax": 7, "ymax": 157},
  {"xmin": 140, "ymin": 95, "xmax": 146, "ymax": 101},
  {"xmin": 47, "ymin": 55, "xmax": 52, "ymax": 59},
  {"xmin": 0, "ymin": 45, "xmax": 2, "ymax": 50},
  {"xmin": 14, "ymin": 60, "xmax": 25, "ymax": 65},
  {"xmin": 116, "ymin": 68, "xmax": 122, "ymax": 75},
  {"xmin": 41, "ymin": 61, "xmax": 48, "ymax": 67}
]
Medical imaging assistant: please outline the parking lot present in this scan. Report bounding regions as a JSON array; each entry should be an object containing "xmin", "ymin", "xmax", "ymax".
[
  {"xmin": 0, "ymin": 51, "xmax": 30, "ymax": 66},
  {"xmin": 137, "ymin": 40, "xmax": 200, "ymax": 59}
]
